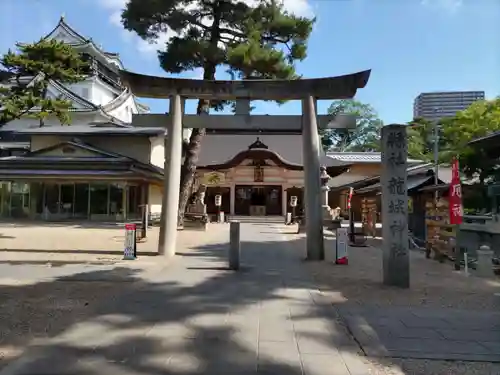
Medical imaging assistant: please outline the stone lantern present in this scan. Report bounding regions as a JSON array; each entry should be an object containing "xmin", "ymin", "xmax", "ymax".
[{"xmin": 320, "ymin": 166, "xmax": 332, "ymax": 220}]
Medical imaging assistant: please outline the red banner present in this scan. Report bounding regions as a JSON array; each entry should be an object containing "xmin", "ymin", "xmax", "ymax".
[
  {"xmin": 448, "ymin": 157, "xmax": 463, "ymax": 225},
  {"xmin": 347, "ymin": 187, "xmax": 354, "ymax": 209}
]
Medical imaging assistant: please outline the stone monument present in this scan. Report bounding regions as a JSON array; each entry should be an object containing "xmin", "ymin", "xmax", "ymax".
[
  {"xmin": 184, "ymin": 184, "xmax": 208, "ymax": 230},
  {"xmin": 381, "ymin": 124, "xmax": 410, "ymax": 288}
]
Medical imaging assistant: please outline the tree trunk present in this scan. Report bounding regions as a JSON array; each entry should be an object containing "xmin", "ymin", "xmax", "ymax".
[
  {"xmin": 39, "ymin": 84, "xmax": 48, "ymax": 127},
  {"xmin": 176, "ymin": 5, "xmax": 222, "ymax": 226}
]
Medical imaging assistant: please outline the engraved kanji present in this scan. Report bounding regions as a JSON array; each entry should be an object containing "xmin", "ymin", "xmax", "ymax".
[
  {"xmin": 389, "ymin": 199, "xmax": 406, "ymax": 215},
  {"xmin": 388, "ymin": 177, "xmax": 406, "ymax": 195}
]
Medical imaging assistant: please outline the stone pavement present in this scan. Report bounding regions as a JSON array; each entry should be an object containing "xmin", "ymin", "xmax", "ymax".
[
  {"xmin": 340, "ymin": 305, "xmax": 500, "ymax": 362},
  {"xmin": 289, "ymin": 230, "xmax": 500, "ymax": 368},
  {"xmin": 0, "ymin": 223, "xmax": 371, "ymax": 375}
]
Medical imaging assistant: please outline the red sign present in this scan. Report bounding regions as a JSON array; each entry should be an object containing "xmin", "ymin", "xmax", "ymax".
[{"xmin": 448, "ymin": 158, "xmax": 463, "ymax": 225}]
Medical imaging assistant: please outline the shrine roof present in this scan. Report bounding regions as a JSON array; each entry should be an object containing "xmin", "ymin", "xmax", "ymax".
[
  {"xmin": 13, "ymin": 125, "xmax": 163, "ymax": 136},
  {"xmin": 119, "ymin": 70, "xmax": 371, "ymax": 100},
  {"xmin": 468, "ymin": 131, "xmax": 500, "ymax": 157},
  {"xmin": 197, "ymin": 133, "xmax": 304, "ymax": 167}
]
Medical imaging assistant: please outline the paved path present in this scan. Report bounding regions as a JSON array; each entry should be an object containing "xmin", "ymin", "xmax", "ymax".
[
  {"xmin": 339, "ymin": 305, "xmax": 500, "ymax": 362},
  {"xmin": 0, "ymin": 223, "xmax": 370, "ymax": 375}
]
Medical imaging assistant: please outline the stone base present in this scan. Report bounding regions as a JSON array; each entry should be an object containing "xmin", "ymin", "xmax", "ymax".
[
  {"xmin": 182, "ymin": 219, "xmax": 207, "ymax": 231},
  {"xmin": 322, "ymin": 205, "xmax": 333, "ymax": 221}
]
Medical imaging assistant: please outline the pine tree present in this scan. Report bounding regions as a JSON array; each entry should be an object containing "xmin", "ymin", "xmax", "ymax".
[
  {"xmin": 122, "ymin": 0, "xmax": 314, "ymax": 224},
  {"xmin": 321, "ymin": 99, "xmax": 383, "ymax": 152},
  {"xmin": 0, "ymin": 39, "xmax": 88, "ymax": 127}
]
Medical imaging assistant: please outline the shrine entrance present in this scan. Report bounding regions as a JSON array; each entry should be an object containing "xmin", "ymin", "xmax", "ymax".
[
  {"xmin": 286, "ymin": 186, "xmax": 304, "ymax": 216},
  {"xmin": 205, "ymin": 186, "xmax": 230, "ymax": 216},
  {"xmin": 235, "ymin": 185, "xmax": 282, "ymax": 216},
  {"xmin": 121, "ymin": 68, "xmax": 371, "ymax": 260}
]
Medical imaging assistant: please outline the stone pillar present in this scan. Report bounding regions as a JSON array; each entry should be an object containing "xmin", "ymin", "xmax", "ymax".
[
  {"xmin": 476, "ymin": 244, "xmax": 494, "ymax": 278},
  {"xmin": 322, "ymin": 188, "xmax": 329, "ymax": 206},
  {"xmin": 158, "ymin": 95, "xmax": 183, "ymax": 256},
  {"xmin": 302, "ymin": 95, "xmax": 324, "ymax": 260},
  {"xmin": 381, "ymin": 124, "xmax": 409, "ymax": 288},
  {"xmin": 122, "ymin": 185, "xmax": 128, "ymax": 221},
  {"xmin": 230, "ymin": 185, "xmax": 235, "ymax": 215},
  {"xmin": 235, "ymin": 99, "xmax": 251, "ymax": 115},
  {"xmin": 282, "ymin": 186, "xmax": 287, "ymax": 217}
]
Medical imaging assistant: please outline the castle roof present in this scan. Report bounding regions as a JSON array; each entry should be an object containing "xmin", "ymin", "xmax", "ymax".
[{"xmin": 42, "ymin": 15, "xmax": 123, "ymax": 69}]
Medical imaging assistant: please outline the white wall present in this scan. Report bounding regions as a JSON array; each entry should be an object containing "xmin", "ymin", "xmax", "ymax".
[
  {"xmin": 66, "ymin": 81, "xmax": 94, "ymax": 102},
  {"xmin": 149, "ymin": 185, "xmax": 163, "ymax": 216},
  {"xmin": 149, "ymin": 136, "xmax": 165, "ymax": 168},
  {"xmin": 107, "ymin": 94, "xmax": 138, "ymax": 123},
  {"xmin": 91, "ymin": 81, "xmax": 116, "ymax": 107}
]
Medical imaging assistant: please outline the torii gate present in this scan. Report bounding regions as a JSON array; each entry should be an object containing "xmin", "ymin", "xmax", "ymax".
[{"xmin": 119, "ymin": 70, "xmax": 371, "ymax": 261}]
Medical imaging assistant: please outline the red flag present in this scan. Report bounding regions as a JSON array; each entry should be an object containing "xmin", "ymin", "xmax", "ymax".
[
  {"xmin": 448, "ymin": 157, "xmax": 463, "ymax": 225},
  {"xmin": 347, "ymin": 187, "xmax": 354, "ymax": 209}
]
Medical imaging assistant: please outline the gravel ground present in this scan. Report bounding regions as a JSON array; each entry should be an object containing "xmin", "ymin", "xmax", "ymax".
[
  {"xmin": 0, "ymin": 224, "xmax": 230, "ymax": 370},
  {"xmin": 285, "ymin": 229, "xmax": 500, "ymax": 375}
]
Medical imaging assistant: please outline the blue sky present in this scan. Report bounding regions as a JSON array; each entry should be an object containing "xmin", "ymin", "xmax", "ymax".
[{"xmin": 0, "ymin": 0, "xmax": 498, "ymax": 123}]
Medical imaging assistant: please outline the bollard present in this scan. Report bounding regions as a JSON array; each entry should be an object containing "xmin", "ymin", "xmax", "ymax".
[
  {"xmin": 464, "ymin": 251, "xmax": 469, "ymax": 277},
  {"xmin": 229, "ymin": 221, "xmax": 240, "ymax": 270},
  {"xmin": 476, "ymin": 244, "xmax": 494, "ymax": 278},
  {"xmin": 123, "ymin": 223, "xmax": 137, "ymax": 260}
]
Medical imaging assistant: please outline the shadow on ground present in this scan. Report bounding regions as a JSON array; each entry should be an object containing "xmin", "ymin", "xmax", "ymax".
[
  {"xmin": 0, "ymin": 249, "xmax": 158, "ymax": 256},
  {"xmin": 1, "ymin": 225, "xmax": 500, "ymax": 374}
]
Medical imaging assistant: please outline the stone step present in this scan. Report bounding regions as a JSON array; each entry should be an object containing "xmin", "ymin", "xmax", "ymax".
[{"xmin": 228, "ymin": 215, "xmax": 285, "ymax": 224}]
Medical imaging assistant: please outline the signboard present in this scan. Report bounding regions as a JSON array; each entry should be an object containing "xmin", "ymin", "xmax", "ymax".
[
  {"xmin": 123, "ymin": 223, "xmax": 137, "ymax": 260},
  {"xmin": 290, "ymin": 196, "xmax": 298, "ymax": 207},
  {"xmin": 448, "ymin": 157, "xmax": 463, "ymax": 225},
  {"xmin": 202, "ymin": 172, "xmax": 225, "ymax": 186},
  {"xmin": 335, "ymin": 227, "xmax": 348, "ymax": 265}
]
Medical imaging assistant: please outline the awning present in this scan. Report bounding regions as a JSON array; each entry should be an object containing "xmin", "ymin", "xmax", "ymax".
[
  {"xmin": 0, "ymin": 169, "xmax": 145, "ymax": 179},
  {"xmin": 0, "ymin": 158, "xmax": 163, "ymax": 182},
  {"xmin": 327, "ymin": 174, "xmax": 376, "ymax": 190}
]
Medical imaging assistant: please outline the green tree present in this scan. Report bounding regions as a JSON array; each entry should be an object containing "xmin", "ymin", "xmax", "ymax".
[
  {"xmin": 320, "ymin": 99, "xmax": 383, "ymax": 152},
  {"xmin": 122, "ymin": 0, "xmax": 314, "ymax": 224},
  {"xmin": 442, "ymin": 98, "xmax": 500, "ymax": 185},
  {"xmin": 406, "ymin": 117, "xmax": 435, "ymax": 162},
  {"xmin": 0, "ymin": 39, "xmax": 87, "ymax": 127},
  {"xmin": 406, "ymin": 116, "xmax": 457, "ymax": 163}
]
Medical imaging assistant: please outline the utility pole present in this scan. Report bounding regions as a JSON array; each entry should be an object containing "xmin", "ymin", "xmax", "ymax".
[
  {"xmin": 433, "ymin": 108, "xmax": 439, "ymax": 203},
  {"xmin": 430, "ymin": 107, "xmax": 441, "ymax": 259},
  {"xmin": 433, "ymin": 107, "xmax": 441, "ymax": 201}
]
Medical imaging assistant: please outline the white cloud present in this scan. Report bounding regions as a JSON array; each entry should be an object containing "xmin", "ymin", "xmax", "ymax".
[
  {"xmin": 421, "ymin": 0, "xmax": 463, "ymax": 13},
  {"xmin": 242, "ymin": 0, "xmax": 314, "ymax": 18},
  {"xmin": 96, "ymin": 0, "xmax": 315, "ymax": 56},
  {"xmin": 96, "ymin": 0, "xmax": 176, "ymax": 55}
]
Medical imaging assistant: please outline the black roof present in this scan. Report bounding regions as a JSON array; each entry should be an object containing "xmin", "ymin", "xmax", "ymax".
[{"xmin": 10, "ymin": 125, "xmax": 164, "ymax": 136}]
